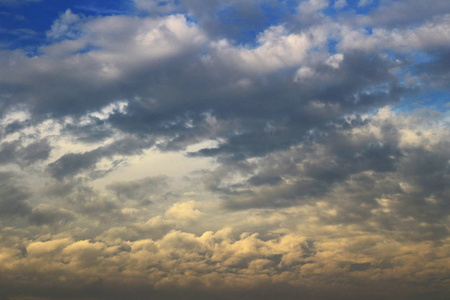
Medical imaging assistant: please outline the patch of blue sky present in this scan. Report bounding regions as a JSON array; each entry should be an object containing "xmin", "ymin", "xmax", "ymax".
[
  {"xmin": 213, "ymin": 0, "xmax": 299, "ymax": 46},
  {"xmin": 393, "ymin": 51, "xmax": 438, "ymax": 84},
  {"xmin": 74, "ymin": 1, "xmax": 138, "ymax": 17},
  {"xmin": 0, "ymin": 0, "xmax": 133, "ymax": 50},
  {"xmin": 73, "ymin": 44, "xmax": 102, "ymax": 55},
  {"xmin": 327, "ymin": 39, "xmax": 338, "ymax": 54},
  {"xmin": 215, "ymin": 7, "xmax": 257, "ymax": 46},
  {"xmin": 216, "ymin": 10, "xmax": 264, "ymax": 44},
  {"xmin": 364, "ymin": 26, "xmax": 373, "ymax": 34},
  {"xmin": 323, "ymin": 0, "xmax": 346, "ymax": 18},
  {"xmin": 394, "ymin": 90, "xmax": 450, "ymax": 114},
  {"xmin": 411, "ymin": 51, "xmax": 438, "ymax": 65},
  {"xmin": 278, "ymin": 0, "xmax": 300, "ymax": 14},
  {"xmin": 0, "ymin": 26, "xmax": 41, "ymax": 50},
  {"xmin": 260, "ymin": 0, "xmax": 296, "ymax": 23}
]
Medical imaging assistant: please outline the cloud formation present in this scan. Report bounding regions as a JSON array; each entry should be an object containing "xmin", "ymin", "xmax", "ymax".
[{"xmin": 0, "ymin": 1, "xmax": 449, "ymax": 299}]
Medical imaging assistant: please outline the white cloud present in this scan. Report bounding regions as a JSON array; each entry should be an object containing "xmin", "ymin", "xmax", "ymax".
[
  {"xmin": 210, "ymin": 25, "xmax": 315, "ymax": 73},
  {"xmin": 294, "ymin": 66, "xmax": 315, "ymax": 80},
  {"xmin": 46, "ymin": 9, "xmax": 81, "ymax": 40},
  {"xmin": 325, "ymin": 53, "xmax": 344, "ymax": 69},
  {"xmin": 334, "ymin": 0, "xmax": 347, "ymax": 9},
  {"xmin": 165, "ymin": 200, "xmax": 203, "ymax": 221},
  {"xmin": 298, "ymin": 0, "xmax": 329, "ymax": 15},
  {"xmin": 358, "ymin": 0, "xmax": 373, "ymax": 7}
]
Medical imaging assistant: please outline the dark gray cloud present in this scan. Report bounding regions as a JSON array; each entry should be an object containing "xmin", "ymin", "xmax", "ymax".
[
  {"xmin": 47, "ymin": 136, "xmax": 154, "ymax": 179},
  {"xmin": 196, "ymin": 107, "xmax": 450, "ymax": 243},
  {"xmin": 0, "ymin": 171, "xmax": 31, "ymax": 217},
  {"xmin": 21, "ymin": 139, "xmax": 52, "ymax": 164},
  {"xmin": 28, "ymin": 204, "xmax": 75, "ymax": 226},
  {"xmin": 0, "ymin": 140, "xmax": 19, "ymax": 164},
  {"xmin": 0, "ymin": 139, "xmax": 51, "ymax": 166},
  {"xmin": 62, "ymin": 117, "xmax": 114, "ymax": 143},
  {"xmin": 209, "ymin": 115, "xmax": 402, "ymax": 209},
  {"xmin": 107, "ymin": 175, "xmax": 168, "ymax": 205},
  {"xmin": 3, "ymin": 119, "xmax": 30, "ymax": 136}
]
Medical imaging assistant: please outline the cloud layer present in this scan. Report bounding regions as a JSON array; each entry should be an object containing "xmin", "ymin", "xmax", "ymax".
[{"xmin": 0, "ymin": 1, "xmax": 449, "ymax": 299}]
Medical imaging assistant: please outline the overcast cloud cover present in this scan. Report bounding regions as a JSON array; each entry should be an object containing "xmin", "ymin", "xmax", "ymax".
[{"xmin": 0, "ymin": 0, "xmax": 449, "ymax": 299}]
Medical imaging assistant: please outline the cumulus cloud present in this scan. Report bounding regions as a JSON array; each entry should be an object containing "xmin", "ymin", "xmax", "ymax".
[
  {"xmin": 165, "ymin": 200, "xmax": 203, "ymax": 221},
  {"xmin": 0, "ymin": 1, "xmax": 449, "ymax": 299},
  {"xmin": 46, "ymin": 9, "xmax": 82, "ymax": 40},
  {"xmin": 0, "ymin": 225, "xmax": 449, "ymax": 300}
]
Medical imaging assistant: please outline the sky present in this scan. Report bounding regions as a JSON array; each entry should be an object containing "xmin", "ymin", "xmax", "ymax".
[{"xmin": 0, "ymin": 0, "xmax": 449, "ymax": 299}]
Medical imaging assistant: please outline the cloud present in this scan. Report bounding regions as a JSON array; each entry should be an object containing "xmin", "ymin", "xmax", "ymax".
[
  {"xmin": 358, "ymin": 0, "xmax": 373, "ymax": 7},
  {"xmin": 46, "ymin": 9, "xmax": 82, "ymax": 40},
  {"xmin": 0, "ymin": 225, "xmax": 449, "ymax": 300},
  {"xmin": 28, "ymin": 204, "xmax": 75, "ymax": 226},
  {"xmin": 334, "ymin": 0, "xmax": 347, "ymax": 9},
  {"xmin": 165, "ymin": 200, "xmax": 203, "ymax": 221},
  {"xmin": 365, "ymin": 0, "xmax": 450, "ymax": 27},
  {"xmin": 0, "ymin": 1, "xmax": 449, "ymax": 299},
  {"xmin": 210, "ymin": 25, "xmax": 315, "ymax": 73},
  {"xmin": 0, "ymin": 172, "xmax": 31, "ymax": 217},
  {"xmin": 47, "ymin": 137, "xmax": 154, "ymax": 179},
  {"xmin": 107, "ymin": 175, "xmax": 168, "ymax": 205},
  {"xmin": 339, "ymin": 14, "xmax": 450, "ymax": 52},
  {"xmin": 133, "ymin": 0, "xmax": 298, "ymax": 42},
  {"xmin": 298, "ymin": 0, "xmax": 329, "ymax": 15},
  {"xmin": 196, "ymin": 107, "xmax": 449, "ymax": 242}
]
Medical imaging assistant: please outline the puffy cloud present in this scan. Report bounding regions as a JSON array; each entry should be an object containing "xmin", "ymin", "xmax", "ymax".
[
  {"xmin": 46, "ymin": 9, "xmax": 82, "ymax": 40},
  {"xmin": 339, "ymin": 14, "xmax": 450, "ymax": 52},
  {"xmin": 165, "ymin": 200, "xmax": 203, "ymax": 221},
  {"xmin": 197, "ymin": 107, "xmax": 449, "ymax": 244},
  {"xmin": 210, "ymin": 25, "xmax": 316, "ymax": 73},
  {"xmin": 0, "ymin": 225, "xmax": 448, "ymax": 299},
  {"xmin": 0, "ymin": 1, "xmax": 449, "ymax": 299}
]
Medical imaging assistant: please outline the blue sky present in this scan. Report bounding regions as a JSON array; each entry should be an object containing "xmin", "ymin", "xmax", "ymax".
[
  {"xmin": 3, "ymin": 0, "xmax": 447, "ymax": 112},
  {"xmin": 1, "ymin": 0, "xmax": 380, "ymax": 49},
  {"xmin": 0, "ymin": 1, "xmax": 449, "ymax": 300}
]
